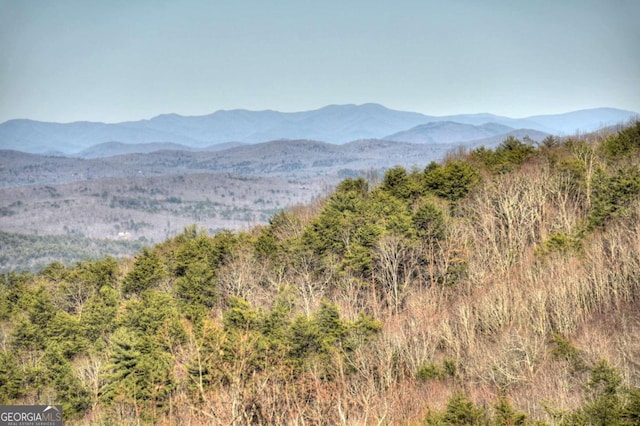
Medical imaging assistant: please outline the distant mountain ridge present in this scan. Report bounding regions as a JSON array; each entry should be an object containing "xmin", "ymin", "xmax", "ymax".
[{"xmin": 0, "ymin": 104, "xmax": 637, "ymax": 154}]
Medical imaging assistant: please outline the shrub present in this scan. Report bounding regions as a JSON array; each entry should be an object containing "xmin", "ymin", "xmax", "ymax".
[
  {"xmin": 417, "ymin": 359, "xmax": 456, "ymax": 381},
  {"xmin": 424, "ymin": 393, "xmax": 488, "ymax": 425}
]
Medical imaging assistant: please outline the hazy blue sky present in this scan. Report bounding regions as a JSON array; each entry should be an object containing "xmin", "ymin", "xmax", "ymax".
[{"xmin": 1, "ymin": 0, "xmax": 639, "ymax": 123}]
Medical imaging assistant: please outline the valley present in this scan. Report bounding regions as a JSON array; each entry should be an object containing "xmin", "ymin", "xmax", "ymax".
[
  {"xmin": 0, "ymin": 170, "xmax": 333, "ymax": 271},
  {"xmin": 0, "ymin": 135, "xmax": 494, "ymax": 271}
]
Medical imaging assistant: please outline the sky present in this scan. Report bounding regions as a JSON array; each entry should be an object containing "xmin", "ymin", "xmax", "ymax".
[{"xmin": 1, "ymin": 0, "xmax": 639, "ymax": 123}]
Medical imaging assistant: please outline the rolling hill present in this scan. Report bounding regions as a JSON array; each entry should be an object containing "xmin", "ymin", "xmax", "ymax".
[
  {"xmin": 0, "ymin": 138, "xmax": 455, "ymax": 187},
  {"xmin": 383, "ymin": 121, "xmax": 518, "ymax": 144}
]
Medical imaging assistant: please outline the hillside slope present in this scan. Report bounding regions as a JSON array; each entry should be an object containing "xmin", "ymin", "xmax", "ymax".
[{"xmin": 1, "ymin": 122, "xmax": 639, "ymax": 424}]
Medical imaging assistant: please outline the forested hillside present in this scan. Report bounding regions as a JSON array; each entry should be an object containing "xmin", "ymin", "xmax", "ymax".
[{"xmin": 1, "ymin": 122, "xmax": 639, "ymax": 424}]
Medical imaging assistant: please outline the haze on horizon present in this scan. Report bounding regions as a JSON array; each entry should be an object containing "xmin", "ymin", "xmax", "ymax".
[{"xmin": 1, "ymin": 0, "xmax": 639, "ymax": 124}]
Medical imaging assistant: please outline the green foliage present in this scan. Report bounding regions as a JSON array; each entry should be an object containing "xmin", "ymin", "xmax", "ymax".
[
  {"xmin": 414, "ymin": 200, "xmax": 447, "ymax": 241},
  {"xmin": 122, "ymin": 248, "xmax": 166, "ymax": 296},
  {"xmin": 621, "ymin": 388, "xmax": 640, "ymax": 425},
  {"xmin": 118, "ymin": 289, "xmax": 185, "ymax": 349},
  {"xmin": 254, "ymin": 225, "xmax": 279, "ymax": 260},
  {"xmin": 310, "ymin": 301, "xmax": 348, "ymax": 351},
  {"xmin": 559, "ymin": 359, "xmax": 640, "ymax": 426},
  {"xmin": 381, "ymin": 165, "xmax": 423, "ymax": 200},
  {"xmin": 493, "ymin": 398, "xmax": 528, "ymax": 425},
  {"xmin": 417, "ymin": 359, "xmax": 456, "ymax": 381},
  {"xmin": 11, "ymin": 285, "xmax": 57, "ymax": 352},
  {"xmin": 471, "ymin": 136, "xmax": 537, "ymax": 173},
  {"xmin": 497, "ymin": 136, "xmax": 537, "ymax": 166},
  {"xmin": 304, "ymin": 174, "xmax": 423, "ymax": 278},
  {"xmin": 537, "ymin": 232, "xmax": 582, "ymax": 256},
  {"xmin": 424, "ymin": 160, "xmax": 481, "ymax": 201},
  {"xmin": 587, "ymin": 166, "xmax": 640, "ymax": 229},
  {"xmin": 303, "ymin": 177, "xmax": 377, "ymax": 277},
  {"xmin": 600, "ymin": 121, "xmax": 640, "ymax": 159},
  {"xmin": 101, "ymin": 327, "xmax": 175, "ymax": 418},
  {"xmin": 0, "ymin": 272, "xmax": 33, "ymax": 320},
  {"xmin": 367, "ymin": 190, "xmax": 415, "ymax": 238},
  {"xmin": 223, "ymin": 296, "xmax": 260, "ymax": 331},
  {"xmin": 38, "ymin": 261, "xmax": 69, "ymax": 282},
  {"xmin": 541, "ymin": 135, "xmax": 560, "ymax": 149},
  {"xmin": 557, "ymin": 156, "xmax": 587, "ymax": 189},
  {"xmin": 425, "ymin": 393, "xmax": 488, "ymax": 425},
  {"xmin": 382, "ymin": 165, "xmax": 411, "ymax": 198},
  {"xmin": 336, "ymin": 176, "xmax": 369, "ymax": 198},
  {"xmin": 222, "ymin": 298, "xmax": 380, "ymax": 375},
  {"xmin": 425, "ymin": 394, "xmax": 529, "ymax": 425},
  {"xmin": 549, "ymin": 333, "xmax": 586, "ymax": 373},
  {"xmin": 581, "ymin": 359, "xmax": 623, "ymax": 426},
  {"xmin": 304, "ymin": 177, "xmax": 369, "ymax": 258},
  {"xmin": 82, "ymin": 284, "xmax": 120, "ymax": 345},
  {"xmin": 47, "ymin": 311, "xmax": 89, "ymax": 358},
  {"xmin": 346, "ymin": 312, "xmax": 383, "ymax": 349},
  {"xmin": 73, "ymin": 257, "xmax": 119, "ymax": 288},
  {"xmin": 588, "ymin": 359, "xmax": 622, "ymax": 396},
  {"xmin": 172, "ymin": 232, "xmax": 234, "ymax": 320},
  {"xmin": 56, "ymin": 257, "xmax": 119, "ymax": 315},
  {"xmin": 43, "ymin": 346, "xmax": 91, "ymax": 418},
  {"xmin": 0, "ymin": 351, "xmax": 25, "ymax": 403}
]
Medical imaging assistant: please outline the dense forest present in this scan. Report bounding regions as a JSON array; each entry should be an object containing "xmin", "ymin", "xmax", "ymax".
[{"xmin": 1, "ymin": 122, "xmax": 640, "ymax": 425}]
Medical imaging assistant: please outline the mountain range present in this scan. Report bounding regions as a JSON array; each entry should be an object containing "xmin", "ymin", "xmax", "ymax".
[{"xmin": 0, "ymin": 104, "xmax": 637, "ymax": 156}]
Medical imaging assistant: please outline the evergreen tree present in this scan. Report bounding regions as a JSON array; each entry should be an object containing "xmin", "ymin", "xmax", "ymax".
[
  {"xmin": 424, "ymin": 160, "xmax": 480, "ymax": 201},
  {"xmin": 122, "ymin": 248, "xmax": 166, "ymax": 296},
  {"xmin": 0, "ymin": 351, "xmax": 25, "ymax": 403}
]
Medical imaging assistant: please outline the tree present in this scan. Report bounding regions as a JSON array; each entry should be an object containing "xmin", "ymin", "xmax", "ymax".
[
  {"xmin": 381, "ymin": 165, "xmax": 422, "ymax": 200},
  {"xmin": 587, "ymin": 165, "xmax": 640, "ymax": 229},
  {"xmin": 303, "ymin": 177, "xmax": 371, "ymax": 275},
  {"xmin": 118, "ymin": 290, "xmax": 185, "ymax": 349},
  {"xmin": 11, "ymin": 285, "xmax": 56, "ymax": 352},
  {"xmin": 374, "ymin": 234, "xmax": 418, "ymax": 314},
  {"xmin": 582, "ymin": 359, "xmax": 623, "ymax": 426},
  {"xmin": 424, "ymin": 160, "xmax": 480, "ymax": 201},
  {"xmin": 601, "ymin": 121, "xmax": 640, "ymax": 159},
  {"xmin": 47, "ymin": 310, "xmax": 88, "ymax": 358},
  {"xmin": 82, "ymin": 284, "xmax": 120, "ymax": 345},
  {"xmin": 101, "ymin": 327, "xmax": 176, "ymax": 421},
  {"xmin": 470, "ymin": 136, "xmax": 536, "ymax": 173},
  {"xmin": 173, "ymin": 231, "xmax": 238, "ymax": 319},
  {"xmin": 58, "ymin": 257, "xmax": 118, "ymax": 316},
  {"xmin": 0, "ymin": 351, "xmax": 25, "ymax": 403},
  {"xmin": 122, "ymin": 248, "xmax": 166, "ymax": 296},
  {"xmin": 413, "ymin": 200, "xmax": 447, "ymax": 242},
  {"xmin": 43, "ymin": 346, "xmax": 91, "ymax": 418}
]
